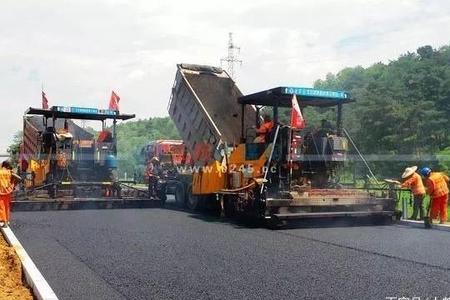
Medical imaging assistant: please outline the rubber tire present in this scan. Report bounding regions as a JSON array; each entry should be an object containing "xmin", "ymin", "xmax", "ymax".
[
  {"xmin": 174, "ymin": 183, "xmax": 186, "ymax": 208},
  {"xmin": 186, "ymin": 185, "xmax": 203, "ymax": 211},
  {"xmin": 158, "ymin": 191, "xmax": 167, "ymax": 206},
  {"xmin": 157, "ymin": 183, "xmax": 167, "ymax": 206}
]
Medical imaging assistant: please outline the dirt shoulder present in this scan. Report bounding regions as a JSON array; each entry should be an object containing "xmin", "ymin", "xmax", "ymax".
[{"xmin": 0, "ymin": 232, "xmax": 33, "ymax": 300}]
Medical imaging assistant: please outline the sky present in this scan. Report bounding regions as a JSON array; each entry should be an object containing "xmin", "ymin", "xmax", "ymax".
[{"xmin": 1, "ymin": 0, "xmax": 450, "ymax": 153}]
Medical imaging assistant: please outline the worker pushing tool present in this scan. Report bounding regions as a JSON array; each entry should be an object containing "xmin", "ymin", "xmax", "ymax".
[
  {"xmin": 395, "ymin": 166, "xmax": 426, "ymax": 220},
  {"xmin": 420, "ymin": 167, "xmax": 449, "ymax": 224}
]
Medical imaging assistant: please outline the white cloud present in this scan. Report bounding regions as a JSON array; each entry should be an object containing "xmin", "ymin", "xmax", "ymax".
[{"xmin": 0, "ymin": 0, "xmax": 449, "ymax": 152}]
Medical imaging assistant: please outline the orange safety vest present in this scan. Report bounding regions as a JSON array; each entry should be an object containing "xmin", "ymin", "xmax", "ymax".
[
  {"xmin": 425, "ymin": 172, "xmax": 449, "ymax": 198},
  {"xmin": 256, "ymin": 121, "xmax": 274, "ymax": 136},
  {"xmin": 401, "ymin": 172, "xmax": 426, "ymax": 196},
  {"xmin": 0, "ymin": 168, "xmax": 13, "ymax": 195},
  {"xmin": 255, "ymin": 121, "xmax": 275, "ymax": 143}
]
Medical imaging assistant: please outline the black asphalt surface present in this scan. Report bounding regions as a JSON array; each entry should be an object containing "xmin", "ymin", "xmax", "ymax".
[{"xmin": 11, "ymin": 208, "xmax": 450, "ymax": 300}]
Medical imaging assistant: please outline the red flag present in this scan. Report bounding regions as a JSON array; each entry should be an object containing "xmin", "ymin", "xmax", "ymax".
[
  {"xmin": 109, "ymin": 91, "xmax": 120, "ymax": 111},
  {"xmin": 290, "ymin": 95, "xmax": 305, "ymax": 129},
  {"xmin": 42, "ymin": 91, "xmax": 49, "ymax": 109}
]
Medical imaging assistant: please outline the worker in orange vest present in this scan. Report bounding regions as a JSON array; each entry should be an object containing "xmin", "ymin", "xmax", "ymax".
[
  {"xmin": 398, "ymin": 166, "xmax": 426, "ymax": 220},
  {"xmin": 0, "ymin": 161, "xmax": 19, "ymax": 227},
  {"xmin": 420, "ymin": 167, "xmax": 449, "ymax": 224},
  {"xmin": 254, "ymin": 114, "xmax": 274, "ymax": 143}
]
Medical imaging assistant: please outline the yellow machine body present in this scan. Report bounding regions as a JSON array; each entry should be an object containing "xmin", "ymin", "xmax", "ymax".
[
  {"xmin": 191, "ymin": 160, "xmax": 225, "ymax": 194},
  {"xmin": 191, "ymin": 143, "xmax": 271, "ymax": 195},
  {"xmin": 25, "ymin": 159, "xmax": 50, "ymax": 188}
]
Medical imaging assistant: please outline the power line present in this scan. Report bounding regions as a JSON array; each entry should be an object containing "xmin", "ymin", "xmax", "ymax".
[{"xmin": 221, "ymin": 32, "xmax": 242, "ymax": 80}]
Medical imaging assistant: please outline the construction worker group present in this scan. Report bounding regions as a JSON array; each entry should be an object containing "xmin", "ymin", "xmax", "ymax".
[{"xmin": 398, "ymin": 166, "xmax": 449, "ymax": 224}]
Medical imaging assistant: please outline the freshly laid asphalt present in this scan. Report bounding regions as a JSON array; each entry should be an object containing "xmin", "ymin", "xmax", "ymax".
[{"xmin": 11, "ymin": 208, "xmax": 450, "ymax": 300}]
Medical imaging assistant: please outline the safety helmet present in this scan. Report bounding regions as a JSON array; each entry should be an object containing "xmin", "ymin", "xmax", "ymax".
[{"xmin": 419, "ymin": 167, "xmax": 431, "ymax": 177}]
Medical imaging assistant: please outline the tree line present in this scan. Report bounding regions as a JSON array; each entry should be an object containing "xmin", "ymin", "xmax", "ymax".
[
  {"xmin": 311, "ymin": 45, "xmax": 450, "ymax": 177},
  {"xmin": 116, "ymin": 117, "xmax": 179, "ymax": 179}
]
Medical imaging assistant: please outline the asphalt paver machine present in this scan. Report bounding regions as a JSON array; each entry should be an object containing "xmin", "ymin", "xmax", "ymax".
[
  {"xmin": 22, "ymin": 106, "xmax": 135, "ymax": 199},
  {"xmin": 169, "ymin": 64, "xmax": 398, "ymax": 223},
  {"xmin": 235, "ymin": 87, "xmax": 397, "ymax": 221}
]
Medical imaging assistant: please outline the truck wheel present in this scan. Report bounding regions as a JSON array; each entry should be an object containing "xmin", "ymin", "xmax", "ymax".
[
  {"xmin": 186, "ymin": 185, "xmax": 202, "ymax": 211},
  {"xmin": 174, "ymin": 183, "xmax": 185, "ymax": 207},
  {"xmin": 157, "ymin": 189, "xmax": 167, "ymax": 206},
  {"xmin": 187, "ymin": 193, "xmax": 201, "ymax": 210}
]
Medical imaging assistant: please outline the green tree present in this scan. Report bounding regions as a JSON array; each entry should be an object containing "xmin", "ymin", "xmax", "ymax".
[
  {"xmin": 314, "ymin": 45, "xmax": 450, "ymax": 177},
  {"xmin": 115, "ymin": 117, "xmax": 180, "ymax": 178},
  {"xmin": 6, "ymin": 131, "xmax": 22, "ymax": 167}
]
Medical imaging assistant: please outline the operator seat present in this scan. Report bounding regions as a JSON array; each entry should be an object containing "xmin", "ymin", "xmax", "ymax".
[{"xmin": 42, "ymin": 127, "xmax": 57, "ymax": 154}]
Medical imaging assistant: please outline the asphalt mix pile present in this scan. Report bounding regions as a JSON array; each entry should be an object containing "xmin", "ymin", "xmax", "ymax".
[{"xmin": 0, "ymin": 233, "xmax": 33, "ymax": 300}]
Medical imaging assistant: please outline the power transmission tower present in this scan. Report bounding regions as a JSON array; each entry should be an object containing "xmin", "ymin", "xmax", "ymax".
[{"xmin": 221, "ymin": 32, "xmax": 242, "ymax": 80}]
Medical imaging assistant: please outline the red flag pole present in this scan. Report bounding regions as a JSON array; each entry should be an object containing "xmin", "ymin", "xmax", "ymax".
[
  {"xmin": 288, "ymin": 122, "xmax": 293, "ymax": 188},
  {"xmin": 289, "ymin": 95, "xmax": 307, "ymax": 187},
  {"xmin": 109, "ymin": 91, "xmax": 120, "ymax": 112},
  {"xmin": 41, "ymin": 83, "xmax": 44, "ymax": 109},
  {"xmin": 41, "ymin": 83, "xmax": 49, "ymax": 110},
  {"xmin": 288, "ymin": 95, "xmax": 295, "ymax": 188}
]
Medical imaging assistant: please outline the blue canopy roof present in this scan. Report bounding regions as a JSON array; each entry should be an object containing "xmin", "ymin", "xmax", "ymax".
[
  {"xmin": 238, "ymin": 86, "xmax": 353, "ymax": 107},
  {"xmin": 25, "ymin": 106, "xmax": 135, "ymax": 121}
]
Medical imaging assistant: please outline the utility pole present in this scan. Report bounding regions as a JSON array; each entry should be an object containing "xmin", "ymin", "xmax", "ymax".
[{"xmin": 221, "ymin": 32, "xmax": 242, "ymax": 80}]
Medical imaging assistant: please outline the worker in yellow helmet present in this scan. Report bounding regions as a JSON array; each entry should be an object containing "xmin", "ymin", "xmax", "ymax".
[{"xmin": 0, "ymin": 161, "xmax": 20, "ymax": 227}]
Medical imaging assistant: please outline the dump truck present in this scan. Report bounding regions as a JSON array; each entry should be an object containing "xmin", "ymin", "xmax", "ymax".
[
  {"xmin": 142, "ymin": 140, "xmax": 192, "ymax": 173},
  {"xmin": 168, "ymin": 63, "xmax": 398, "ymax": 223},
  {"xmin": 142, "ymin": 140, "xmax": 192, "ymax": 204}
]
